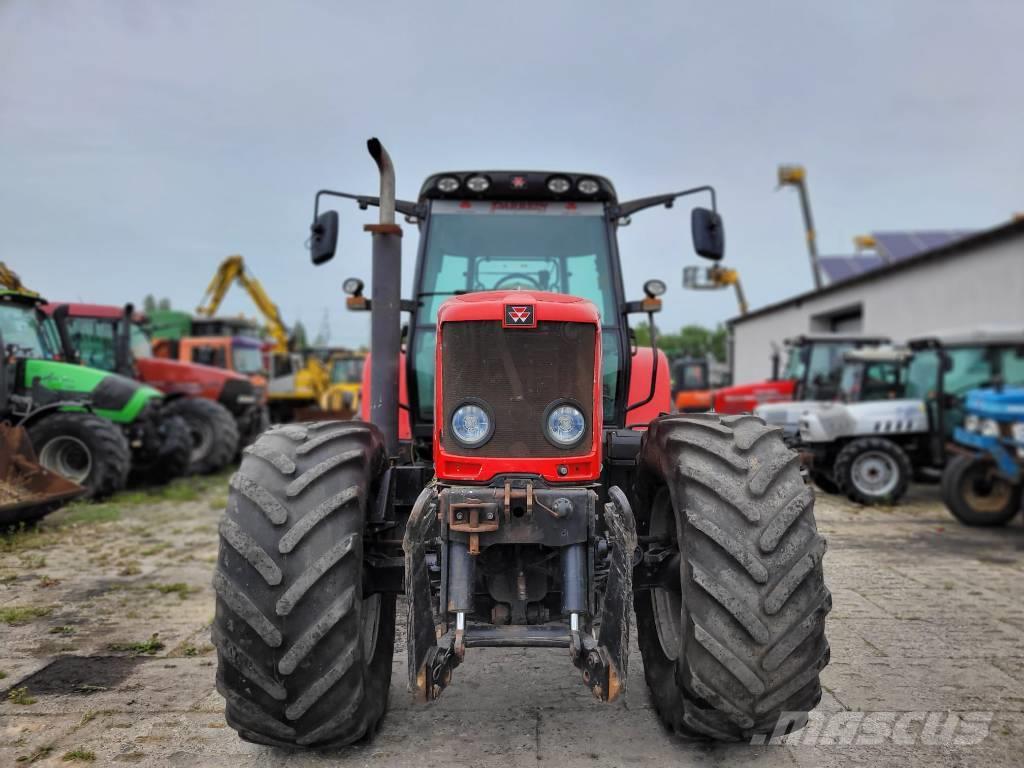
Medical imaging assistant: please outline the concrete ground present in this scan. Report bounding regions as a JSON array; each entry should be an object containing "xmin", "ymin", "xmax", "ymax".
[{"xmin": 2, "ymin": 473, "xmax": 1023, "ymax": 766}]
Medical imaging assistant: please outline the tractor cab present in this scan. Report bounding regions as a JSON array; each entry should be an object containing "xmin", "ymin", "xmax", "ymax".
[
  {"xmin": 837, "ymin": 346, "xmax": 912, "ymax": 403},
  {"xmin": 713, "ymin": 333, "xmax": 889, "ymax": 414}
]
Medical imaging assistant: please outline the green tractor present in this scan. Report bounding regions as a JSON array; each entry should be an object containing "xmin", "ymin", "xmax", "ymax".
[{"xmin": 0, "ymin": 290, "xmax": 191, "ymax": 497}]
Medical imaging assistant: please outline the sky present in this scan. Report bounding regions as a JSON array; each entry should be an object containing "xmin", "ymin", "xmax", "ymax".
[{"xmin": 2, "ymin": 0, "xmax": 1022, "ymax": 348}]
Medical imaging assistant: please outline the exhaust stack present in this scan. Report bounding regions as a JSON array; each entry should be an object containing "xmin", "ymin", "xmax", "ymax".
[{"xmin": 365, "ymin": 138, "xmax": 402, "ymax": 456}]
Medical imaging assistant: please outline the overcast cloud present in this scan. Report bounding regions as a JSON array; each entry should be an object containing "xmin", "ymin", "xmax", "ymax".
[{"xmin": 2, "ymin": 0, "xmax": 1022, "ymax": 346}]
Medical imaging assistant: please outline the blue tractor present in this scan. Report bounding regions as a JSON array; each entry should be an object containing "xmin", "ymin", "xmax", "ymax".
[{"xmin": 942, "ymin": 386, "xmax": 1024, "ymax": 526}]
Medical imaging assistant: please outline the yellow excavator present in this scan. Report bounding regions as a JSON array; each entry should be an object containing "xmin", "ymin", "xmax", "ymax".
[
  {"xmin": 0, "ymin": 262, "xmax": 40, "ymax": 298},
  {"xmin": 197, "ymin": 255, "xmax": 339, "ymax": 421}
]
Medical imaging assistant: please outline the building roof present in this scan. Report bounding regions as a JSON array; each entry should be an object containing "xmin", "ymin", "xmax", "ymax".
[{"xmin": 730, "ymin": 218, "xmax": 1024, "ymax": 327}]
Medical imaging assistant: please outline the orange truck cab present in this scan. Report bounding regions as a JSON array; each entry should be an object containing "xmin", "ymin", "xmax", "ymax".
[{"xmin": 152, "ymin": 335, "xmax": 269, "ymax": 396}]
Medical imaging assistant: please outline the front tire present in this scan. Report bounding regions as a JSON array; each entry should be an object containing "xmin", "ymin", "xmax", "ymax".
[
  {"xmin": 164, "ymin": 398, "xmax": 239, "ymax": 475},
  {"xmin": 941, "ymin": 453, "xmax": 1022, "ymax": 527},
  {"xmin": 212, "ymin": 421, "xmax": 395, "ymax": 749},
  {"xmin": 635, "ymin": 413, "xmax": 831, "ymax": 741},
  {"xmin": 27, "ymin": 412, "xmax": 131, "ymax": 499},
  {"xmin": 834, "ymin": 437, "xmax": 911, "ymax": 505}
]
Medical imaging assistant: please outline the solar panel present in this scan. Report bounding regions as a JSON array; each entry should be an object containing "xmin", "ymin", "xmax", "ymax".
[
  {"xmin": 819, "ymin": 255, "xmax": 884, "ymax": 283},
  {"xmin": 872, "ymin": 230, "xmax": 974, "ymax": 263}
]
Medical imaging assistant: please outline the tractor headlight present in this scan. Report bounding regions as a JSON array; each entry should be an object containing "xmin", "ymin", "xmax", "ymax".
[
  {"xmin": 964, "ymin": 414, "xmax": 980, "ymax": 432},
  {"xmin": 544, "ymin": 401, "xmax": 586, "ymax": 448},
  {"xmin": 980, "ymin": 418, "xmax": 1001, "ymax": 438},
  {"xmin": 450, "ymin": 401, "xmax": 494, "ymax": 448}
]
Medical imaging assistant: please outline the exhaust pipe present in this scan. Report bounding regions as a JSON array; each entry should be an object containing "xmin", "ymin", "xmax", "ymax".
[{"xmin": 365, "ymin": 138, "xmax": 402, "ymax": 456}]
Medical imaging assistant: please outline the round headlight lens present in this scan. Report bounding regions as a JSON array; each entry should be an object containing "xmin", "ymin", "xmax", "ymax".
[
  {"xmin": 466, "ymin": 175, "xmax": 490, "ymax": 192},
  {"xmin": 436, "ymin": 176, "xmax": 460, "ymax": 193},
  {"xmin": 980, "ymin": 418, "xmax": 1001, "ymax": 438},
  {"xmin": 547, "ymin": 176, "xmax": 571, "ymax": 194},
  {"xmin": 964, "ymin": 414, "xmax": 980, "ymax": 432},
  {"xmin": 544, "ymin": 401, "xmax": 586, "ymax": 447},
  {"xmin": 450, "ymin": 401, "xmax": 493, "ymax": 447},
  {"xmin": 577, "ymin": 178, "xmax": 600, "ymax": 195}
]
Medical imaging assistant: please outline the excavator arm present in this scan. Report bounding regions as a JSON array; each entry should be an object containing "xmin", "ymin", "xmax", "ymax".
[
  {"xmin": 197, "ymin": 255, "xmax": 290, "ymax": 353},
  {"xmin": 0, "ymin": 262, "xmax": 39, "ymax": 298}
]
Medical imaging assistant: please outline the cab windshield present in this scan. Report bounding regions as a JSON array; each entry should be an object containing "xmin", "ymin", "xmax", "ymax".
[
  {"xmin": 331, "ymin": 357, "xmax": 364, "ymax": 384},
  {"xmin": 232, "ymin": 344, "xmax": 265, "ymax": 375},
  {"xmin": 413, "ymin": 200, "xmax": 621, "ymax": 421},
  {"xmin": 839, "ymin": 360, "xmax": 905, "ymax": 402},
  {"xmin": 0, "ymin": 303, "xmax": 58, "ymax": 359}
]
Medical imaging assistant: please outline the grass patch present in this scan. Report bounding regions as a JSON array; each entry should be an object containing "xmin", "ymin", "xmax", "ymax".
[
  {"xmin": 0, "ymin": 605, "xmax": 53, "ymax": 625},
  {"xmin": 208, "ymin": 494, "xmax": 228, "ymax": 511},
  {"xmin": 147, "ymin": 582, "xmax": 194, "ymax": 599},
  {"xmin": 15, "ymin": 745, "xmax": 52, "ymax": 764},
  {"xmin": 62, "ymin": 503, "xmax": 122, "ymax": 525},
  {"xmin": 108, "ymin": 633, "xmax": 164, "ymax": 656},
  {"xmin": 61, "ymin": 749, "xmax": 96, "ymax": 762},
  {"xmin": 18, "ymin": 553, "xmax": 46, "ymax": 569},
  {"xmin": 140, "ymin": 542, "xmax": 172, "ymax": 557},
  {"xmin": 8, "ymin": 686, "xmax": 36, "ymax": 705},
  {"xmin": 48, "ymin": 625, "xmax": 76, "ymax": 636},
  {"xmin": 0, "ymin": 670, "xmax": 6, "ymax": 679}
]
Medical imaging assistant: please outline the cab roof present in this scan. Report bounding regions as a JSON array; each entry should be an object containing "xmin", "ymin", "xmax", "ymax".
[
  {"xmin": 419, "ymin": 171, "xmax": 617, "ymax": 204},
  {"xmin": 784, "ymin": 333, "xmax": 891, "ymax": 346},
  {"xmin": 0, "ymin": 289, "xmax": 44, "ymax": 307},
  {"xmin": 843, "ymin": 346, "xmax": 912, "ymax": 363},
  {"xmin": 909, "ymin": 326, "xmax": 1024, "ymax": 349}
]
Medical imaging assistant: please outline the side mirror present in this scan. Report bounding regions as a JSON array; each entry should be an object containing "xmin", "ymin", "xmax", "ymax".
[
  {"xmin": 691, "ymin": 207, "xmax": 724, "ymax": 261},
  {"xmin": 310, "ymin": 210, "xmax": 339, "ymax": 265}
]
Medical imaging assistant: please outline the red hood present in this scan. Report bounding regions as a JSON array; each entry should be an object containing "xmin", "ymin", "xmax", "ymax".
[{"xmin": 135, "ymin": 356, "xmax": 248, "ymax": 400}]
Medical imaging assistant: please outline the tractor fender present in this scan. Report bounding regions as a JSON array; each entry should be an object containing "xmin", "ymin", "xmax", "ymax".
[
  {"xmin": 800, "ymin": 399, "xmax": 929, "ymax": 444},
  {"xmin": 625, "ymin": 347, "xmax": 671, "ymax": 427}
]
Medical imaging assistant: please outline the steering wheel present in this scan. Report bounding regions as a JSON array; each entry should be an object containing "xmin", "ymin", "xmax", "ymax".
[{"xmin": 492, "ymin": 273, "xmax": 542, "ymax": 291}]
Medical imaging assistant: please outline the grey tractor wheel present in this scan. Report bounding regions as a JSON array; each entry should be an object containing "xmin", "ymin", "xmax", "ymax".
[
  {"xmin": 212, "ymin": 421, "xmax": 395, "ymax": 749},
  {"xmin": 635, "ymin": 413, "xmax": 831, "ymax": 741},
  {"xmin": 164, "ymin": 398, "xmax": 239, "ymax": 475},
  {"xmin": 941, "ymin": 453, "xmax": 1022, "ymax": 527},
  {"xmin": 834, "ymin": 437, "xmax": 911, "ymax": 505},
  {"xmin": 28, "ymin": 412, "xmax": 131, "ymax": 499}
]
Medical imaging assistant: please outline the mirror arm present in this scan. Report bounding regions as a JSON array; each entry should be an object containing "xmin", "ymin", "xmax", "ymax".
[
  {"xmin": 613, "ymin": 185, "xmax": 717, "ymax": 220},
  {"xmin": 313, "ymin": 189, "xmax": 424, "ymax": 220}
]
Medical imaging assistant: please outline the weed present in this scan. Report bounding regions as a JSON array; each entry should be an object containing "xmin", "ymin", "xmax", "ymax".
[
  {"xmin": 8, "ymin": 686, "xmax": 36, "ymax": 705},
  {"xmin": 18, "ymin": 553, "xmax": 46, "ymax": 569},
  {"xmin": 0, "ymin": 670, "xmax": 6, "ymax": 679},
  {"xmin": 15, "ymin": 744, "xmax": 52, "ymax": 763},
  {"xmin": 108, "ymin": 633, "xmax": 164, "ymax": 656},
  {"xmin": 38, "ymin": 575, "xmax": 61, "ymax": 588},
  {"xmin": 61, "ymin": 749, "xmax": 96, "ymax": 762},
  {"xmin": 48, "ymin": 625, "xmax": 76, "ymax": 636},
  {"xmin": 0, "ymin": 605, "xmax": 53, "ymax": 625},
  {"xmin": 118, "ymin": 562, "xmax": 141, "ymax": 576},
  {"xmin": 148, "ymin": 582, "xmax": 193, "ymax": 599}
]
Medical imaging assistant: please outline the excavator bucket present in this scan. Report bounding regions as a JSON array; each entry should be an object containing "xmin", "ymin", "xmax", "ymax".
[{"xmin": 0, "ymin": 423, "xmax": 86, "ymax": 526}]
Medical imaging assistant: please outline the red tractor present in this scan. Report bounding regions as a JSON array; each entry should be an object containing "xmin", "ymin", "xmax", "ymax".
[
  {"xmin": 213, "ymin": 140, "xmax": 830, "ymax": 747},
  {"xmin": 43, "ymin": 302, "xmax": 262, "ymax": 473}
]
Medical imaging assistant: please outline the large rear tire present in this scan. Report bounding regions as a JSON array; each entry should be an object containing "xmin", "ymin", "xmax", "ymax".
[
  {"xmin": 941, "ymin": 453, "xmax": 1022, "ymax": 527},
  {"xmin": 212, "ymin": 421, "xmax": 395, "ymax": 749},
  {"xmin": 28, "ymin": 412, "xmax": 131, "ymax": 499},
  {"xmin": 164, "ymin": 398, "xmax": 239, "ymax": 474},
  {"xmin": 635, "ymin": 413, "xmax": 831, "ymax": 741}
]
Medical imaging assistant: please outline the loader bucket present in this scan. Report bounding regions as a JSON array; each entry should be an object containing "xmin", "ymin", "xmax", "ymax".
[{"xmin": 0, "ymin": 423, "xmax": 86, "ymax": 526}]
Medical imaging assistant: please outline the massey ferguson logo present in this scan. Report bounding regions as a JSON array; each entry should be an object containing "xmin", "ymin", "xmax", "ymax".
[{"xmin": 503, "ymin": 303, "xmax": 536, "ymax": 328}]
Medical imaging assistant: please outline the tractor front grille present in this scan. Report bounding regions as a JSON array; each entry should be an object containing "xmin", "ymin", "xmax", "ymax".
[{"xmin": 440, "ymin": 320, "xmax": 596, "ymax": 458}]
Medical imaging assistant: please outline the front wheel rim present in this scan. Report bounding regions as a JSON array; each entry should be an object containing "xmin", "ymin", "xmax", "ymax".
[
  {"xmin": 38, "ymin": 436, "xmax": 93, "ymax": 484},
  {"xmin": 184, "ymin": 418, "xmax": 215, "ymax": 463},
  {"xmin": 850, "ymin": 450, "xmax": 900, "ymax": 497},
  {"xmin": 961, "ymin": 462, "xmax": 1013, "ymax": 514}
]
